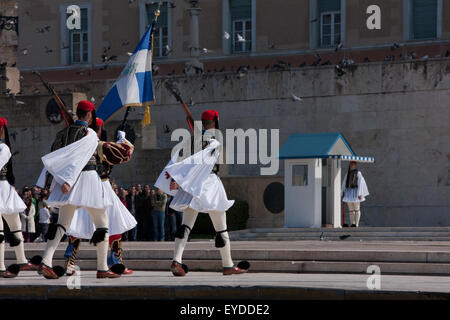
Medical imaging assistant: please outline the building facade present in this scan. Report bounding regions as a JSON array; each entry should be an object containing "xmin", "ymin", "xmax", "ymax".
[
  {"xmin": 15, "ymin": 1, "xmax": 450, "ymax": 72},
  {"xmin": 1, "ymin": 0, "xmax": 449, "ymax": 227}
]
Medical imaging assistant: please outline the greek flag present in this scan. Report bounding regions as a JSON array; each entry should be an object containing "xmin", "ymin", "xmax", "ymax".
[{"xmin": 97, "ymin": 25, "xmax": 154, "ymax": 123}]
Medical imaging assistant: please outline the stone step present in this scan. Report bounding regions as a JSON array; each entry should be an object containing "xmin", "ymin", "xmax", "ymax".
[
  {"xmin": 229, "ymin": 228, "xmax": 450, "ymax": 241},
  {"xmin": 233, "ymin": 231, "xmax": 450, "ymax": 236},
  {"xmin": 231, "ymin": 232, "xmax": 450, "ymax": 239},
  {"xmin": 6, "ymin": 241, "xmax": 450, "ymax": 275},
  {"xmin": 231, "ymin": 227, "xmax": 450, "ymax": 233},
  {"xmin": 8, "ymin": 247, "xmax": 450, "ymax": 263},
  {"xmin": 231, "ymin": 236, "xmax": 450, "ymax": 241},
  {"xmin": 8, "ymin": 259, "xmax": 450, "ymax": 276}
]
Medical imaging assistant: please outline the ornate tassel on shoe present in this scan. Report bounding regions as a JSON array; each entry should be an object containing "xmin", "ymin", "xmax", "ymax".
[
  {"xmin": 30, "ymin": 255, "xmax": 43, "ymax": 266},
  {"xmin": 52, "ymin": 265, "xmax": 66, "ymax": 277},
  {"xmin": 223, "ymin": 261, "xmax": 250, "ymax": 275},
  {"xmin": 110, "ymin": 263, "xmax": 125, "ymax": 275},
  {"xmin": 237, "ymin": 260, "xmax": 250, "ymax": 270},
  {"xmin": 6, "ymin": 264, "xmax": 20, "ymax": 277}
]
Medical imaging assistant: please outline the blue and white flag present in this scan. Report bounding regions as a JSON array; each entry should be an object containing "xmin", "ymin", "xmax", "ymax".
[{"xmin": 97, "ymin": 25, "xmax": 154, "ymax": 122}]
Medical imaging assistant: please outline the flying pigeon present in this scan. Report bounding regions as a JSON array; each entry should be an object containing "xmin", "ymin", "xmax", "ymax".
[
  {"xmin": 237, "ymin": 34, "xmax": 246, "ymax": 42},
  {"xmin": 163, "ymin": 45, "xmax": 173, "ymax": 56},
  {"xmin": 291, "ymin": 94, "xmax": 303, "ymax": 102}
]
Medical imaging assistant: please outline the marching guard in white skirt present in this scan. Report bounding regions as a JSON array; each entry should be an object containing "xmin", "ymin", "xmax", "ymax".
[
  {"xmin": 63, "ymin": 118, "xmax": 136, "ymax": 275},
  {"xmin": 38, "ymin": 101, "xmax": 124, "ymax": 279},
  {"xmin": 0, "ymin": 117, "xmax": 41, "ymax": 278},
  {"xmin": 155, "ymin": 110, "xmax": 249, "ymax": 276}
]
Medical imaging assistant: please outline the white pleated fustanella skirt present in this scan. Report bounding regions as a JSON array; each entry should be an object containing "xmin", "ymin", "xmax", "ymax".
[
  {"xmin": 67, "ymin": 180, "xmax": 137, "ymax": 239},
  {"xmin": 47, "ymin": 171, "xmax": 112, "ymax": 210},
  {"xmin": 170, "ymin": 174, "xmax": 234, "ymax": 213},
  {"xmin": 0, "ymin": 180, "xmax": 26, "ymax": 214}
]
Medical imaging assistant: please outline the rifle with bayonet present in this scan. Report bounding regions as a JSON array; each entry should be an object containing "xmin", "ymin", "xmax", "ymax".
[
  {"xmin": 32, "ymin": 71, "xmax": 75, "ymax": 190},
  {"xmin": 164, "ymin": 80, "xmax": 195, "ymax": 133},
  {"xmin": 32, "ymin": 71, "xmax": 74, "ymax": 127}
]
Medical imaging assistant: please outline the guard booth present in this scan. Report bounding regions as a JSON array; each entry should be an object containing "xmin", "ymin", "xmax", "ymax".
[{"xmin": 279, "ymin": 133, "xmax": 374, "ymax": 228}]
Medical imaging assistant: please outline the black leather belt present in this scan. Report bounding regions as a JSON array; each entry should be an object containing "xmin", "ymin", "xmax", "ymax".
[
  {"xmin": 0, "ymin": 175, "xmax": 7, "ymax": 181},
  {"xmin": 82, "ymin": 165, "xmax": 97, "ymax": 171}
]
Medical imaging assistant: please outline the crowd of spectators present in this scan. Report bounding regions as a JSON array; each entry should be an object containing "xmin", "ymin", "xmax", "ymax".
[{"xmin": 11, "ymin": 183, "xmax": 182, "ymax": 243}]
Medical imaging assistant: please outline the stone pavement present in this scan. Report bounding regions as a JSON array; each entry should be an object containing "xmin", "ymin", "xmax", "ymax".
[
  {"xmin": 3, "ymin": 240, "xmax": 450, "ymax": 300},
  {"xmin": 15, "ymin": 239, "xmax": 450, "ymax": 251},
  {"xmin": 1, "ymin": 270, "xmax": 450, "ymax": 300}
]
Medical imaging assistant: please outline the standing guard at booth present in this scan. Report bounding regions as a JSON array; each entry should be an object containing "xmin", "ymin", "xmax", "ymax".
[{"xmin": 342, "ymin": 161, "xmax": 369, "ymax": 227}]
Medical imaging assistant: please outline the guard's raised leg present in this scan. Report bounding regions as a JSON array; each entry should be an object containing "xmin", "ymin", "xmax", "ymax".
[
  {"xmin": 39, "ymin": 204, "xmax": 77, "ymax": 279},
  {"xmin": 171, "ymin": 207, "xmax": 198, "ymax": 276}
]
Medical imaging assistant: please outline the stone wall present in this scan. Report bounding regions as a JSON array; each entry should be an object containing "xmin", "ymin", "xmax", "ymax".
[
  {"xmin": 3, "ymin": 58, "xmax": 450, "ymax": 227},
  {"xmin": 0, "ymin": 94, "xmax": 77, "ymax": 186},
  {"xmin": 222, "ymin": 176, "xmax": 285, "ymax": 229},
  {"xmin": 141, "ymin": 58, "xmax": 450, "ymax": 227}
]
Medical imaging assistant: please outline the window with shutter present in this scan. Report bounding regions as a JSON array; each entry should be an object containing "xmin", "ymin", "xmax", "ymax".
[
  {"xmin": 319, "ymin": 0, "xmax": 340, "ymax": 13},
  {"xmin": 68, "ymin": 8, "xmax": 89, "ymax": 64},
  {"xmin": 231, "ymin": 0, "xmax": 252, "ymax": 53},
  {"xmin": 318, "ymin": 0, "xmax": 341, "ymax": 48},
  {"xmin": 146, "ymin": 2, "xmax": 169, "ymax": 58},
  {"xmin": 412, "ymin": 0, "xmax": 437, "ymax": 39}
]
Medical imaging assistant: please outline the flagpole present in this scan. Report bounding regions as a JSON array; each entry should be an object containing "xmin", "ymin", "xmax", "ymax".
[{"xmin": 119, "ymin": 2, "xmax": 161, "ymax": 131}]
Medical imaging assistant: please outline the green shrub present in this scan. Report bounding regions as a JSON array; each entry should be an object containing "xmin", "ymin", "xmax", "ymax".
[{"xmin": 191, "ymin": 200, "xmax": 249, "ymax": 235}]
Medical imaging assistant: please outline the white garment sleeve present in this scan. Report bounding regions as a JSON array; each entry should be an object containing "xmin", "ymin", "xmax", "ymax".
[
  {"xmin": 357, "ymin": 172, "xmax": 369, "ymax": 198},
  {"xmin": 36, "ymin": 167, "xmax": 48, "ymax": 188},
  {"xmin": 0, "ymin": 144, "xmax": 11, "ymax": 168},
  {"xmin": 341, "ymin": 174, "xmax": 347, "ymax": 197},
  {"xmin": 165, "ymin": 139, "xmax": 220, "ymax": 198},
  {"xmin": 154, "ymin": 146, "xmax": 182, "ymax": 196},
  {"xmin": 41, "ymin": 128, "xmax": 99, "ymax": 187}
]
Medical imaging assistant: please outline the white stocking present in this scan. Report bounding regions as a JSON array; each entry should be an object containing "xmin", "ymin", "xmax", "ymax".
[
  {"xmin": 173, "ymin": 208, "xmax": 198, "ymax": 264},
  {"xmin": 42, "ymin": 205, "xmax": 76, "ymax": 267},
  {"xmin": 209, "ymin": 211, "xmax": 234, "ymax": 268},
  {"xmin": 3, "ymin": 213, "xmax": 27, "ymax": 264},
  {"xmin": 355, "ymin": 210, "xmax": 361, "ymax": 227},
  {"xmin": 87, "ymin": 207, "xmax": 109, "ymax": 271},
  {"xmin": 0, "ymin": 242, "xmax": 4, "ymax": 271},
  {"xmin": 349, "ymin": 211, "xmax": 356, "ymax": 225},
  {"xmin": 0, "ymin": 215, "xmax": 5, "ymax": 270}
]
